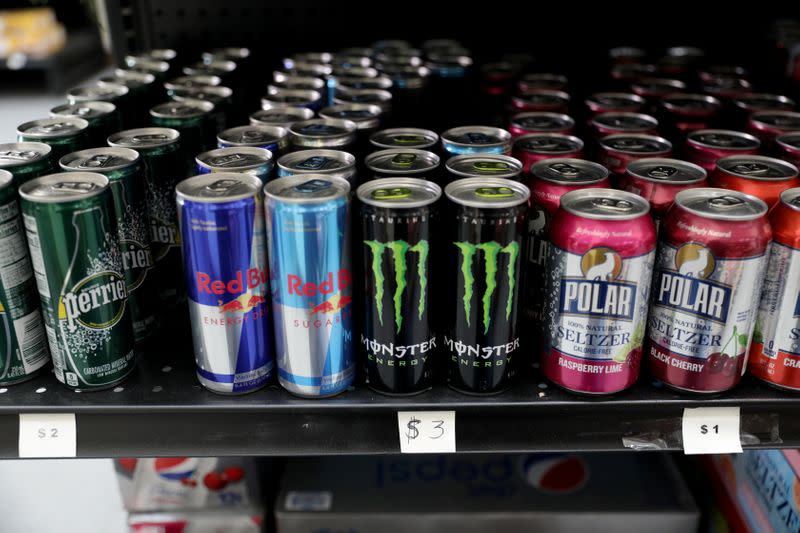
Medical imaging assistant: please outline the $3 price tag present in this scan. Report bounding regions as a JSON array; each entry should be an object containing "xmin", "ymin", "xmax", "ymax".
[
  {"xmin": 397, "ymin": 411, "xmax": 456, "ymax": 454},
  {"xmin": 18, "ymin": 413, "xmax": 77, "ymax": 458},
  {"xmin": 681, "ymin": 407, "xmax": 742, "ymax": 455}
]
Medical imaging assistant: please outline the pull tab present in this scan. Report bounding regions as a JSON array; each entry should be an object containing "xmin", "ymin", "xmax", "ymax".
[
  {"xmin": 42, "ymin": 122, "xmax": 72, "ymax": 133},
  {"xmin": 464, "ymin": 132, "xmax": 493, "ymax": 144},
  {"xmin": 79, "ymin": 154, "xmax": 114, "ymax": 169},
  {"xmin": 549, "ymin": 162, "xmax": 581, "ymax": 177},
  {"xmin": 592, "ymin": 197, "xmax": 633, "ymax": 211},
  {"xmin": 790, "ymin": 195, "xmax": 800, "ymax": 208},
  {"xmin": 0, "ymin": 150, "xmax": 38, "ymax": 161},
  {"xmin": 475, "ymin": 186, "xmax": 514, "ymax": 198},
  {"xmin": 295, "ymin": 179, "xmax": 332, "ymax": 193},
  {"xmin": 372, "ymin": 187, "xmax": 411, "ymax": 200},
  {"xmin": 296, "ymin": 156, "xmax": 330, "ymax": 170},
  {"xmin": 208, "ymin": 153, "xmax": 248, "ymax": 166},
  {"xmin": 703, "ymin": 133, "xmax": 733, "ymax": 146},
  {"xmin": 130, "ymin": 134, "xmax": 169, "ymax": 144},
  {"xmin": 473, "ymin": 161, "xmax": 510, "ymax": 173},
  {"xmin": 647, "ymin": 166, "xmax": 677, "ymax": 179},
  {"xmin": 206, "ymin": 179, "xmax": 241, "ymax": 193},
  {"xmin": 53, "ymin": 181, "xmax": 98, "ymax": 193},
  {"xmin": 241, "ymin": 130, "xmax": 267, "ymax": 141},
  {"xmin": 74, "ymin": 106, "xmax": 93, "ymax": 117},
  {"xmin": 709, "ymin": 195, "xmax": 745, "ymax": 208},
  {"xmin": 392, "ymin": 135, "xmax": 425, "ymax": 145},
  {"xmin": 731, "ymin": 162, "xmax": 768, "ymax": 175},
  {"xmin": 390, "ymin": 153, "xmax": 417, "ymax": 167}
]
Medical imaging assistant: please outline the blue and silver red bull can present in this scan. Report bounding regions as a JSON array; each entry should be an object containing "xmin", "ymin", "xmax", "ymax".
[
  {"xmin": 177, "ymin": 173, "xmax": 274, "ymax": 394},
  {"xmin": 264, "ymin": 174, "xmax": 354, "ymax": 397}
]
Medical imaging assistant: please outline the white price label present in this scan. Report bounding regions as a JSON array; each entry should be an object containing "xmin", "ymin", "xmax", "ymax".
[
  {"xmin": 18, "ymin": 413, "xmax": 77, "ymax": 458},
  {"xmin": 681, "ymin": 407, "xmax": 742, "ymax": 455},
  {"xmin": 397, "ymin": 411, "xmax": 456, "ymax": 454}
]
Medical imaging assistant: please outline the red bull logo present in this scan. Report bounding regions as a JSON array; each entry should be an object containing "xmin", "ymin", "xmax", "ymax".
[
  {"xmin": 287, "ymin": 269, "xmax": 352, "ymax": 297},
  {"xmin": 197, "ymin": 268, "xmax": 268, "ymax": 295},
  {"xmin": 310, "ymin": 295, "xmax": 352, "ymax": 315},
  {"xmin": 219, "ymin": 294, "xmax": 267, "ymax": 314}
]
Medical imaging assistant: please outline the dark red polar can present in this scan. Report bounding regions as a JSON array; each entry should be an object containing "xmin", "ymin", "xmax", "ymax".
[
  {"xmin": 597, "ymin": 133, "xmax": 672, "ymax": 176},
  {"xmin": 630, "ymin": 78, "xmax": 686, "ymax": 103},
  {"xmin": 702, "ymin": 76, "xmax": 752, "ymax": 100},
  {"xmin": 732, "ymin": 93, "xmax": 795, "ymax": 117},
  {"xmin": 684, "ymin": 129, "xmax": 760, "ymax": 173},
  {"xmin": 621, "ymin": 158, "xmax": 707, "ymax": 218},
  {"xmin": 508, "ymin": 112, "xmax": 575, "ymax": 137},
  {"xmin": 647, "ymin": 188, "xmax": 771, "ymax": 393},
  {"xmin": 511, "ymin": 90, "xmax": 570, "ymax": 113},
  {"xmin": 541, "ymin": 189, "xmax": 656, "ymax": 394},
  {"xmin": 585, "ymin": 92, "xmax": 646, "ymax": 116},
  {"xmin": 659, "ymin": 93, "xmax": 722, "ymax": 134},
  {"xmin": 513, "ymin": 134, "xmax": 584, "ymax": 173},
  {"xmin": 776, "ymin": 133, "xmax": 800, "ymax": 168},
  {"xmin": 590, "ymin": 112, "xmax": 658, "ymax": 138},
  {"xmin": 517, "ymin": 73, "xmax": 568, "ymax": 93},
  {"xmin": 748, "ymin": 111, "xmax": 800, "ymax": 148}
]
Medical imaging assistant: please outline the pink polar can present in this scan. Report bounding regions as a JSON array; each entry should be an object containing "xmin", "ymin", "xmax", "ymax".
[
  {"xmin": 541, "ymin": 188, "xmax": 656, "ymax": 394},
  {"xmin": 597, "ymin": 133, "xmax": 673, "ymax": 175},
  {"xmin": 513, "ymin": 133, "xmax": 584, "ymax": 173},
  {"xmin": 508, "ymin": 112, "xmax": 575, "ymax": 137},
  {"xmin": 684, "ymin": 129, "xmax": 761, "ymax": 173},
  {"xmin": 776, "ymin": 133, "xmax": 800, "ymax": 168}
]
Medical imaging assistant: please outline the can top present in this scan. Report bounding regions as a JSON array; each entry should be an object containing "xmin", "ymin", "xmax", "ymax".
[
  {"xmin": 365, "ymin": 149, "xmax": 440, "ymax": 174},
  {"xmin": 703, "ymin": 76, "xmax": 752, "ymax": 95},
  {"xmin": 514, "ymin": 133, "xmax": 584, "ymax": 154},
  {"xmin": 334, "ymin": 88, "xmax": 392, "ymax": 105},
  {"xmin": 0, "ymin": 169, "xmax": 12, "ymax": 190},
  {"xmin": 19, "ymin": 172, "xmax": 109, "ymax": 203},
  {"xmin": 592, "ymin": 112, "xmax": 658, "ymax": 131},
  {"xmin": 609, "ymin": 46, "xmax": 646, "ymax": 59},
  {"xmin": 150, "ymin": 100, "xmax": 214, "ymax": 119},
  {"xmin": 108, "ymin": 69, "xmax": 156, "ymax": 86},
  {"xmin": 290, "ymin": 119, "xmax": 358, "ymax": 139},
  {"xmin": 331, "ymin": 65, "xmax": 379, "ymax": 78},
  {"xmin": 0, "ymin": 142, "xmax": 51, "ymax": 168},
  {"xmin": 716, "ymin": 155, "xmax": 798, "ymax": 180},
  {"xmin": 164, "ymin": 75, "xmax": 223, "ymax": 89},
  {"xmin": 357, "ymin": 177, "xmax": 441, "ymax": 208},
  {"xmin": 530, "ymin": 158, "xmax": 609, "ymax": 185},
  {"xmin": 185, "ymin": 60, "xmax": 237, "ymax": 75},
  {"xmin": 17, "ymin": 117, "xmax": 89, "ymax": 138},
  {"xmin": 124, "ymin": 56, "xmax": 170, "ymax": 73},
  {"xmin": 277, "ymin": 63, "xmax": 332, "ymax": 77},
  {"xmin": 108, "ymin": 127, "xmax": 180, "ymax": 148},
  {"xmin": 777, "ymin": 132, "xmax": 800, "ymax": 151},
  {"xmin": 264, "ymin": 88, "xmax": 322, "ymax": 105},
  {"xmin": 336, "ymin": 75, "xmax": 393, "ymax": 91},
  {"xmin": 176, "ymin": 172, "xmax": 261, "ymax": 203},
  {"xmin": 271, "ymin": 76, "xmax": 326, "ymax": 91},
  {"xmin": 60, "ymin": 147, "xmax": 140, "ymax": 173},
  {"xmin": 510, "ymin": 112, "xmax": 575, "ymax": 131},
  {"xmin": 319, "ymin": 104, "xmax": 382, "ymax": 129},
  {"xmin": 277, "ymin": 149, "xmax": 355, "ymax": 172},
  {"xmin": 196, "ymin": 147, "xmax": 273, "ymax": 171},
  {"xmin": 631, "ymin": 77, "xmax": 687, "ymax": 94},
  {"xmin": 599, "ymin": 133, "xmax": 672, "ymax": 154},
  {"xmin": 519, "ymin": 72, "xmax": 568, "ymax": 88},
  {"xmin": 67, "ymin": 83, "xmax": 129, "ymax": 101},
  {"xmin": 171, "ymin": 85, "xmax": 233, "ymax": 103},
  {"xmin": 446, "ymin": 154, "xmax": 522, "ymax": 180},
  {"xmin": 51, "ymin": 101, "xmax": 116, "ymax": 119},
  {"xmin": 626, "ymin": 158, "xmax": 707, "ymax": 184},
  {"xmin": 250, "ymin": 107, "xmax": 315, "ymax": 126},
  {"xmin": 206, "ymin": 47, "xmax": 250, "ymax": 60},
  {"xmin": 332, "ymin": 55, "xmax": 372, "ymax": 69},
  {"xmin": 585, "ymin": 92, "xmax": 645, "ymax": 110},
  {"xmin": 218, "ymin": 125, "xmax": 288, "ymax": 147},
  {"xmin": 675, "ymin": 187, "xmax": 767, "ymax": 220},
  {"xmin": 733, "ymin": 93, "xmax": 796, "ymax": 112},
  {"xmin": 561, "ymin": 188, "xmax": 650, "ymax": 220},
  {"xmin": 780, "ymin": 188, "xmax": 800, "ymax": 211},
  {"xmin": 445, "ymin": 177, "xmax": 530, "ymax": 209},
  {"xmin": 441, "ymin": 126, "xmax": 512, "ymax": 149},
  {"xmin": 370, "ymin": 128, "xmax": 439, "ymax": 150},
  {"xmin": 147, "ymin": 48, "xmax": 177, "ymax": 61},
  {"xmin": 264, "ymin": 174, "xmax": 350, "ymax": 203},
  {"xmin": 513, "ymin": 89, "xmax": 570, "ymax": 105},
  {"xmin": 687, "ymin": 129, "xmax": 760, "ymax": 150},
  {"xmin": 288, "ymin": 52, "xmax": 333, "ymax": 65},
  {"xmin": 661, "ymin": 93, "xmax": 722, "ymax": 111},
  {"xmin": 750, "ymin": 111, "xmax": 800, "ymax": 130}
]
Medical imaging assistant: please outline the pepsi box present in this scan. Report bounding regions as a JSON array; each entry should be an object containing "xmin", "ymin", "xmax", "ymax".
[
  {"xmin": 115, "ymin": 457, "xmax": 265, "ymax": 512},
  {"xmin": 275, "ymin": 454, "xmax": 699, "ymax": 533},
  {"xmin": 128, "ymin": 508, "xmax": 265, "ymax": 533}
]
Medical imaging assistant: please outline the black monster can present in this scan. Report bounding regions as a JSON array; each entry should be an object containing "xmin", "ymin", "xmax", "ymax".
[
  {"xmin": 444, "ymin": 177, "xmax": 529, "ymax": 394},
  {"xmin": 357, "ymin": 178, "xmax": 442, "ymax": 395}
]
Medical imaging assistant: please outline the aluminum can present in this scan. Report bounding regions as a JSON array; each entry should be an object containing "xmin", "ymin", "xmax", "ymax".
[
  {"xmin": 67, "ymin": 82, "xmax": 132, "ymax": 127},
  {"xmin": 508, "ymin": 112, "xmax": 575, "ymax": 137},
  {"xmin": 748, "ymin": 111, "xmax": 800, "ymax": 147},
  {"xmin": 262, "ymin": 88, "xmax": 323, "ymax": 111},
  {"xmin": 17, "ymin": 118, "xmax": 89, "ymax": 163},
  {"xmin": 590, "ymin": 112, "xmax": 658, "ymax": 137},
  {"xmin": 659, "ymin": 93, "xmax": 722, "ymax": 134},
  {"xmin": 50, "ymin": 101, "xmax": 121, "ymax": 148},
  {"xmin": 369, "ymin": 128, "xmax": 439, "ymax": 151},
  {"xmin": 621, "ymin": 158, "xmax": 707, "ymax": 218},
  {"xmin": 196, "ymin": 147, "xmax": 274, "ymax": 183},
  {"xmin": 276, "ymin": 150, "xmax": 357, "ymax": 184},
  {"xmin": 511, "ymin": 90, "xmax": 570, "ymax": 113},
  {"xmin": 585, "ymin": 92, "xmax": 646, "ymax": 116},
  {"xmin": 513, "ymin": 134, "xmax": 584, "ymax": 173},
  {"xmin": 684, "ymin": 130, "xmax": 760, "ymax": 173},
  {"xmin": 365, "ymin": 149, "xmax": 440, "ymax": 181},
  {"xmin": 445, "ymin": 154, "xmax": 522, "ymax": 183},
  {"xmin": 441, "ymin": 126, "xmax": 513, "ymax": 157},
  {"xmin": 319, "ymin": 104, "xmax": 382, "ymax": 131},
  {"xmin": 0, "ymin": 142, "xmax": 52, "ymax": 186},
  {"xmin": 249, "ymin": 107, "xmax": 314, "ymax": 130},
  {"xmin": 333, "ymin": 88, "xmax": 392, "ymax": 113},
  {"xmin": 776, "ymin": 133, "xmax": 800, "ymax": 168},
  {"xmin": 289, "ymin": 119, "xmax": 358, "ymax": 152},
  {"xmin": 597, "ymin": 134, "xmax": 672, "ymax": 175},
  {"xmin": 517, "ymin": 73, "xmax": 568, "ymax": 92},
  {"xmin": 712, "ymin": 155, "xmax": 800, "ymax": 208},
  {"xmin": 150, "ymin": 100, "xmax": 216, "ymax": 163},
  {"xmin": 217, "ymin": 125, "xmax": 289, "ymax": 155}
]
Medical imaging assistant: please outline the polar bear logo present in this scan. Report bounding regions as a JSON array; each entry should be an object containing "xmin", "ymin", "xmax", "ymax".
[
  {"xmin": 678, "ymin": 246, "xmax": 712, "ymax": 278},
  {"xmin": 581, "ymin": 248, "xmax": 621, "ymax": 281},
  {"xmin": 585, "ymin": 252, "xmax": 617, "ymax": 280},
  {"xmin": 528, "ymin": 209, "xmax": 546, "ymax": 233}
]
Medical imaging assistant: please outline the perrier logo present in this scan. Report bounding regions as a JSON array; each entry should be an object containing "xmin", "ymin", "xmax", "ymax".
[
  {"xmin": 364, "ymin": 239, "xmax": 429, "ymax": 333},
  {"xmin": 455, "ymin": 241, "xmax": 519, "ymax": 334}
]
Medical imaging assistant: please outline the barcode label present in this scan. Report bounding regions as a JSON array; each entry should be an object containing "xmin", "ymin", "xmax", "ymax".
[
  {"xmin": 22, "ymin": 214, "xmax": 50, "ymax": 299},
  {"xmin": 44, "ymin": 324, "xmax": 64, "ymax": 383},
  {"xmin": 14, "ymin": 310, "xmax": 48, "ymax": 372}
]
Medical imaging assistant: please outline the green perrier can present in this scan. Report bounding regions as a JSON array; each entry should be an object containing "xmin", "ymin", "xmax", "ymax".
[
  {"xmin": 17, "ymin": 118, "xmax": 89, "ymax": 164},
  {"xmin": 60, "ymin": 148, "xmax": 159, "ymax": 342},
  {"xmin": 150, "ymin": 99, "xmax": 216, "ymax": 167},
  {"xmin": 0, "ymin": 142, "xmax": 53, "ymax": 186},
  {"xmin": 20, "ymin": 172, "xmax": 136, "ymax": 390},
  {"xmin": 0, "ymin": 169, "xmax": 51, "ymax": 386},
  {"xmin": 108, "ymin": 128, "xmax": 186, "ymax": 306}
]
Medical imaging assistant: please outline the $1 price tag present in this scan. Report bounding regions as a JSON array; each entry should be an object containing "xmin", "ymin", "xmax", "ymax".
[
  {"xmin": 18, "ymin": 413, "xmax": 77, "ymax": 458},
  {"xmin": 682, "ymin": 407, "xmax": 742, "ymax": 455},
  {"xmin": 397, "ymin": 411, "xmax": 456, "ymax": 454}
]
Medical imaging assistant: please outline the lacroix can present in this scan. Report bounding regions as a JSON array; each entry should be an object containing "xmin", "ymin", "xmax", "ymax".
[
  {"xmin": 590, "ymin": 112, "xmax": 659, "ymax": 138},
  {"xmin": 684, "ymin": 129, "xmax": 761, "ymax": 173},
  {"xmin": 541, "ymin": 189, "xmax": 656, "ymax": 394},
  {"xmin": 513, "ymin": 134, "xmax": 584, "ymax": 173},
  {"xmin": 647, "ymin": 188, "xmax": 770, "ymax": 393},
  {"xmin": 711, "ymin": 155, "xmax": 800, "ymax": 208},
  {"xmin": 776, "ymin": 133, "xmax": 800, "ymax": 168},
  {"xmin": 621, "ymin": 158, "xmax": 707, "ymax": 218},
  {"xmin": 508, "ymin": 112, "xmax": 575, "ymax": 137},
  {"xmin": 750, "ymin": 188, "xmax": 800, "ymax": 391},
  {"xmin": 597, "ymin": 134, "xmax": 672, "ymax": 176}
]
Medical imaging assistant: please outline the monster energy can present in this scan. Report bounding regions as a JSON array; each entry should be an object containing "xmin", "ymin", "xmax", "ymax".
[
  {"xmin": 444, "ymin": 178, "xmax": 529, "ymax": 394},
  {"xmin": 0, "ymin": 143, "xmax": 53, "ymax": 186},
  {"xmin": 17, "ymin": 118, "xmax": 89, "ymax": 164},
  {"xmin": 108, "ymin": 128, "xmax": 187, "ymax": 306},
  {"xmin": 60, "ymin": 148, "xmax": 159, "ymax": 342},
  {"xmin": 357, "ymin": 178, "xmax": 441, "ymax": 395},
  {"xmin": 0, "ymin": 170, "xmax": 50, "ymax": 385},
  {"xmin": 20, "ymin": 172, "xmax": 136, "ymax": 390},
  {"xmin": 50, "ymin": 101, "xmax": 122, "ymax": 149}
]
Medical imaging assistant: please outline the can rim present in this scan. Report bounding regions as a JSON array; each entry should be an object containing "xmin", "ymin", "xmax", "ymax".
[
  {"xmin": 264, "ymin": 174, "xmax": 351, "ymax": 203},
  {"xmin": 59, "ymin": 147, "xmax": 141, "ymax": 173},
  {"xmin": 263, "ymin": 88, "xmax": 323, "ymax": 104},
  {"xmin": 357, "ymin": 177, "xmax": 441, "ymax": 207},
  {"xmin": 780, "ymin": 187, "xmax": 800, "ymax": 211},
  {"xmin": 148, "ymin": 48, "xmax": 177, "ymax": 61},
  {"xmin": 625, "ymin": 158, "xmax": 707, "ymax": 184},
  {"xmin": 733, "ymin": 92, "xmax": 796, "ymax": 110},
  {"xmin": 176, "ymin": 172, "xmax": 262, "ymax": 203},
  {"xmin": 716, "ymin": 154, "xmax": 799, "ymax": 180},
  {"xmin": 0, "ymin": 142, "xmax": 51, "ymax": 167},
  {"xmin": 591, "ymin": 112, "xmax": 658, "ymax": 130},
  {"xmin": 674, "ymin": 187, "xmax": 768, "ymax": 220},
  {"xmin": 750, "ymin": 110, "xmax": 800, "ymax": 128},
  {"xmin": 108, "ymin": 127, "xmax": 180, "ymax": 148},
  {"xmin": 17, "ymin": 117, "xmax": 89, "ymax": 138},
  {"xmin": 445, "ymin": 153, "xmax": 522, "ymax": 179},
  {"xmin": 441, "ymin": 126, "xmax": 512, "ymax": 149},
  {"xmin": 660, "ymin": 92, "xmax": 722, "ymax": 111},
  {"xmin": 369, "ymin": 127, "xmax": 439, "ymax": 149},
  {"xmin": 171, "ymin": 85, "xmax": 233, "ymax": 100},
  {"xmin": 50, "ymin": 101, "xmax": 117, "ymax": 118},
  {"xmin": 19, "ymin": 172, "xmax": 109, "ymax": 203},
  {"xmin": 0, "ymin": 169, "xmax": 13, "ymax": 190},
  {"xmin": 365, "ymin": 148, "xmax": 440, "ymax": 174},
  {"xmin": 585, "ymin": 92, "xmax": 646, "ymax": 109},
  {"xmin": 250, "ymin": 107, "xmax": 315, "ymax": 126},
  {"xmin": 599, "ymin": 133, "xmax": 672, "ymax": 154},
  {"xmin": 319, "ymin": 103, "xmax": 383, "ymax": 129},
  {"xmin": 510, "ymin": 112, "xmax": 575, "ymax": 130},
  {"xmin": 196, "ymin": 147, "xmax": 273, "ymax": 171},
  {"xmin": 289, "ymin": 119, "xmax": 358, "ymax": 139},
  {"xmin": 164, "ymin": 75, "xmax": 223, "ymax": 90},
  {"xmin": 150, "ymin": 99, "xmax": 215, "ymax": 118},
  {"xmin": 776, "ymin": 132, "xmax": 800, "ymax": 151},
  {"xmin": 444, "ymin": 177, "xmax": 530, "ymax": 208},
  {"xmin": 686, "ymin": 129, "xmax": 760, "ymax": 150},
  {"xmin": 67, "ymin": 83, "xmax": 129, "ymax": 100},
  {"xmin": 217, "ymin": 125, "xmax": 288, "ymax": 147},
  {"xmin": 530, "ymin": 158, "xmax": 609, "ymax": 184},
  {"xmin": 109, "ymin": 69, "xmax": 156, "ymax": 85},
  {"xmin": 560, "ymin": 188, "xmax": 650, "ymax": 220},
  {"xmin": 514, "ymin": 133, "xmax": 584, "ymax": 154},
  {"xmin": 277, "ymin": 149, "xmax": 356, "ymax": 172},
  {"xmin": 125, "ymin": 56, "xmax": 170, "ymax": 73}
]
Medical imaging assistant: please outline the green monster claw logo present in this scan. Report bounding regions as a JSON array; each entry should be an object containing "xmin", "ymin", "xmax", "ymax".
[
  {"xmin": 364, "ymin": 239, "xmax": 429, "ymax": 333},
  {"xmin": 454, "ymin": 241, "xmax": 519, "ymax": 334}
]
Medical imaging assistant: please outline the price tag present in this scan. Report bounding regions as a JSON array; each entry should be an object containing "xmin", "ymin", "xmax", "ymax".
[
  {"xmin": 397, "ymin": 411, "xmax": 456, "ymax": 454},
  {"xmin": 18, "ymin": 413, "xmax": 77, "ymax": 458},
  {"xmin": 682, "ymin": 407, "xmax": 742, "ymax": 455}
]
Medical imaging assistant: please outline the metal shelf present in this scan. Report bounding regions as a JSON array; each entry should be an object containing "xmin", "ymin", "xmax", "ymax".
[{"xmin": 0, "ymin": 312, "xmax": 794, "ymax": 457}]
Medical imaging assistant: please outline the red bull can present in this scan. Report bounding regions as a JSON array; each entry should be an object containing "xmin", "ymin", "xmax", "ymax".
[
  {"xmin": 177, "ymin": 173, "xmax": 274, "ymax": 394},
  {"xmin": 264, "ymin": 175, "xmax": 354, "ymax": 397}
]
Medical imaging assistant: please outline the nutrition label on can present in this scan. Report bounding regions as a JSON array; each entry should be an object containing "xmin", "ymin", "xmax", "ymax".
[{"xmin": 756, "ymin": 242, "xmax": 800, "ymax": 359}]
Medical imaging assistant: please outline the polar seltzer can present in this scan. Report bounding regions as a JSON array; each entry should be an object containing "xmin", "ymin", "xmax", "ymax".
[
  {"xmin": 444, "ymin": 177, "xmax": 529, "ymax": 394},
  {"xmin": 20, "ymin": 172, "xmax": 136, "ymax": 390},
  {"xmin": 647, "ymin": 188, "xmax": 770, "ymax": 393},
  {"xmin": 542, "ymin": 189, "xmax": 656, "ymax": 394},
  {"xmin": 177, "ymin": 173, "xmax": 274, "ymax": 394},
  {"xmin": 357, "ymin": 178, "xmax": 441, "ymax": 395},
  {"xmin": 0, "ymin": 170, "xmax": 50, "ymax": 385},
  {"xmin": 749, "ymin": 188, "xmax": 800, "ymax": 391},
  {"xmin": 265, "ymin": 175, "xmax": 355, "ymax": 397}
]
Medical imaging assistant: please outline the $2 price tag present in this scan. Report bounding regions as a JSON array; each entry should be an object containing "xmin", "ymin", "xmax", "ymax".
[
  {"xmin": 18, "ymin": 413, "xmax": 77, "ymax": 458},
  {"xmin": 681, "ymin": 407, "xmax": 742, "ymax": 455},
  {"xmin": 397, "ymin": 411, "xmax": 456, "ymax": 454}
]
